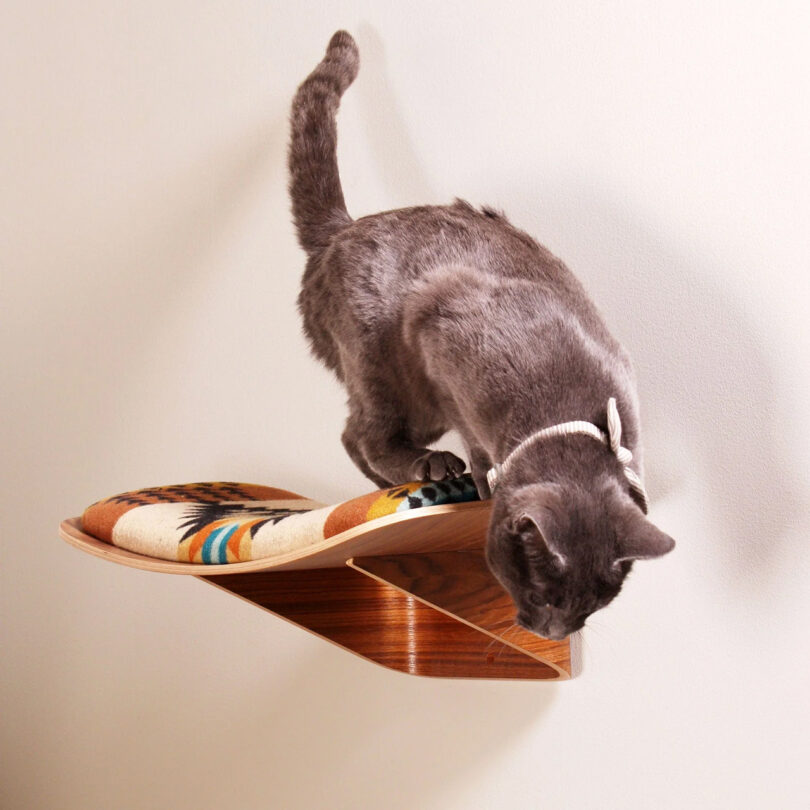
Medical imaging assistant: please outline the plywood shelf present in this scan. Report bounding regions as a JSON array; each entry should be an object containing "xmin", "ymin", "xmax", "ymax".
[{"xmin": 59, "ymin": 502, "xmax": 572, "ymax": 681}]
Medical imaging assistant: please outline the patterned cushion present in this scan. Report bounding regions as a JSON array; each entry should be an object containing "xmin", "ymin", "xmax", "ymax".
[{"xmin": 81, "ymin": 477, "xmax": 479, "ymax": 564}]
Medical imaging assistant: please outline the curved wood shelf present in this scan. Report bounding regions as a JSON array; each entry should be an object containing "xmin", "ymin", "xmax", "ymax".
[
  {"xmin": 59, "ymin": 501, "xmax": 572, "ymax": 680},
  {"xmin": 59, "ymin": 501, "xmax": 492, "ymax": 574}
]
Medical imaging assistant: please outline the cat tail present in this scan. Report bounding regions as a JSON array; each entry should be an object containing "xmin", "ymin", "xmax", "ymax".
[{"xmin": 288, "ymin": 30, "xmax": 359, "ymax": 256}]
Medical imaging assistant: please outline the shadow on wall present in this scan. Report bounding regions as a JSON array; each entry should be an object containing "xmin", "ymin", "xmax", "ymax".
[
  {"xmin": 349, "ymin": 23, "xmax": 805, "ymax": 598},
  {"xmin": 508, "ymin": 180, "xmax": 807, "ymax": 597},
  {"xmin": 226, "ymin": 647, "xmax": 553, "ymax": 810},
  {"xmin": 354, "ymin": 23, "xmax": 438, "ymax": 208},
  {"xmin": 347, "ymin": 25, "xmax": 806, "ymax": 597},
  {"xmin": 72, "ymin": 638, "xmax": 554, "ymax": 810}
]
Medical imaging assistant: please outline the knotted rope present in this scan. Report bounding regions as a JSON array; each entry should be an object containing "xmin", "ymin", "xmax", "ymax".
[{"xmin": 486, "ymin": 397, "xmax": 649, "ymax": 511}]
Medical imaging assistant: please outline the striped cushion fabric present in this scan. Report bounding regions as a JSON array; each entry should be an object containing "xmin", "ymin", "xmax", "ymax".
[{"xmin": 81, "ymin": 476, "xmax": 479, "ymax": 564}]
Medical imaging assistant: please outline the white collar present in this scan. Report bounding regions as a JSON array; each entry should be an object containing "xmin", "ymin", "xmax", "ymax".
[{"xmin": 486, "ymin": 397, "xmax": 648, "ymax": 512}]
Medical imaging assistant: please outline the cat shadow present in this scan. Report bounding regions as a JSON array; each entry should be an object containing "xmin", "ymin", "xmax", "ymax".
[
  {"xmin": 353, "ymin": 23, "xmax": 438, "ymax": 207},
  {"xmin": 506, "ymin": 179, "xmax": 806, "ymax": 596},
  {"xmin": 350, "ymin": 49, "xmax": 804, "ymax": 594}
]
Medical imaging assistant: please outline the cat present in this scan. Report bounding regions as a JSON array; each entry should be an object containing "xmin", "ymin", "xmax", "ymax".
[{"xmin": 288, "ymin": 31, "xmax": 675, "ymax": 640}]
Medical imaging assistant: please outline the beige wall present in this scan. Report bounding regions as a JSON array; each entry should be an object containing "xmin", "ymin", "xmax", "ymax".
[{"xmin": 3, "ymin": 2, "xmax": 809, "ymax": 808}]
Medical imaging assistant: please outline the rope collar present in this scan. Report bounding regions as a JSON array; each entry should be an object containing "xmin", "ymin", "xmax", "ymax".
[{"xmin": 486, "ymin": 397, "xmax": 648, "ymax": 511}]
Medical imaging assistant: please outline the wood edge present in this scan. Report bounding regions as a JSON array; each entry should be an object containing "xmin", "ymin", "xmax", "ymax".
[
  {"xmin": 568, "ymin": 630, "xmax": 584, "ymax": 678},
  {"xmin": 346, "ymin": 557, "xmax": 571, "ymax": 680},
  {"xmin": 58, "ymin": 500, "xmax": 491, "ymax": 575}
]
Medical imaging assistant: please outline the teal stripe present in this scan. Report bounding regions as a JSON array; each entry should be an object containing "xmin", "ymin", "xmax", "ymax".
[
  {"xmin": 216, "ymin": 524, "xmax": 239, "ymax": 564},
  {"xmin": 202, "ymin": 524, "xmax": 239, "ymax": 564}
]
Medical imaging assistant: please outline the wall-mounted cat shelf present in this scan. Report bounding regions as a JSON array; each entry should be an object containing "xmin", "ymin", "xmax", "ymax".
[{"xmin": 58, "ymin": 479, "xmax": 572, "ymax": 680}]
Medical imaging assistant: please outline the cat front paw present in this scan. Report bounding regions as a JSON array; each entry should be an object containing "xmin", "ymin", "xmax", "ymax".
[{"xmin": 410, "ymin": 451, "xmax": 466, "ymax": 482}]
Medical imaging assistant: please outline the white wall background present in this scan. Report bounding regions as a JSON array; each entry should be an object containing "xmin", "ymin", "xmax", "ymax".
[{"xmin": 3, "ymin": 2, "xmax": 809, "ymax": 808}]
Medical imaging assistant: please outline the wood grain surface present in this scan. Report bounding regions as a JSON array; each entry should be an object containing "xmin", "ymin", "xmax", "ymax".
[
  {"xmin": 202, "ymin": 566, "xmax": 566, "ymax": 680},
  {"xmin": 351, "ymin": 551, "xmax": 571, "ymax": 674}
]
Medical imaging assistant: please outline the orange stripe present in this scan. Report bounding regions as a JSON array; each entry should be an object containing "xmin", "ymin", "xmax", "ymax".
[
  {"xmin": 82, "ymin": 499, "xmax": 140, "ymax": 544},
  {"xmin": 186, "ymin": 520, "xmax": 228, "ymax": 563},
  {"xmin": 323, "ymin": 490, "xmax": 382, "ymax": 538},
  {"xmin": 225, "ymin": 521, "xmax": 257, "ymax": 562}
]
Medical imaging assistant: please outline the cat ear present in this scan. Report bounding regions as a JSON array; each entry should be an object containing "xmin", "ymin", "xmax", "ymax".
[
  {"xmin": 515, "ymin": 513, "xmax": 568, "ymax": 570},
  {"xmin": 614, "ymin": 512, "xmax": 675, "ymax": 567}
]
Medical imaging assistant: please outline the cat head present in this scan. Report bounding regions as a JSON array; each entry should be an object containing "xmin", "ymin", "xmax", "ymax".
[{"xmin": 486, "ymin": 479, "xmax": 675, "ymax": 640}]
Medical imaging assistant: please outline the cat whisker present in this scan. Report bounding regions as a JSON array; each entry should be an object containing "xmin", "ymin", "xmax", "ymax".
[
  {"xmin": 586, "ymin": 618, "xmax": 616, "ymax": 643},
  {"xmin": 485, "ymin": 621, "xmax": 522, "ymax": 662},
  {"xmin": 501, "ymin": 621, "xmax": 521, "ymax": 641}
]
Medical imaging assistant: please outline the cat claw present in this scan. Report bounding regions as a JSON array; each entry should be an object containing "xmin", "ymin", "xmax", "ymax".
[{"xmin": 411, "ymin": 451, "xmax": 466, "ymax": 482}]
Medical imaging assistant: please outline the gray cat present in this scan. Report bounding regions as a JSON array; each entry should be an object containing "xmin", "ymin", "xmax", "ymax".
[{"xmin": 289, "ymin": 31, "xmax": 674, "ymax": 640}]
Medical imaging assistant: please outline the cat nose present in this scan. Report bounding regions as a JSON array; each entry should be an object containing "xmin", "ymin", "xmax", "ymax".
[
  {"xmin": 543, "ymin": 617, "xmax": 569, "ymax": 641},
  {"xmin": 517, "ymin": 609, "xmax": 569, "ymax": 640}
]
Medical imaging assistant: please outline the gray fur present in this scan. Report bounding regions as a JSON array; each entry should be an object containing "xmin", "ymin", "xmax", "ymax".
[{"xmin": 288, "ymin": 31, "xmax": 675, "ymax": 640}]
